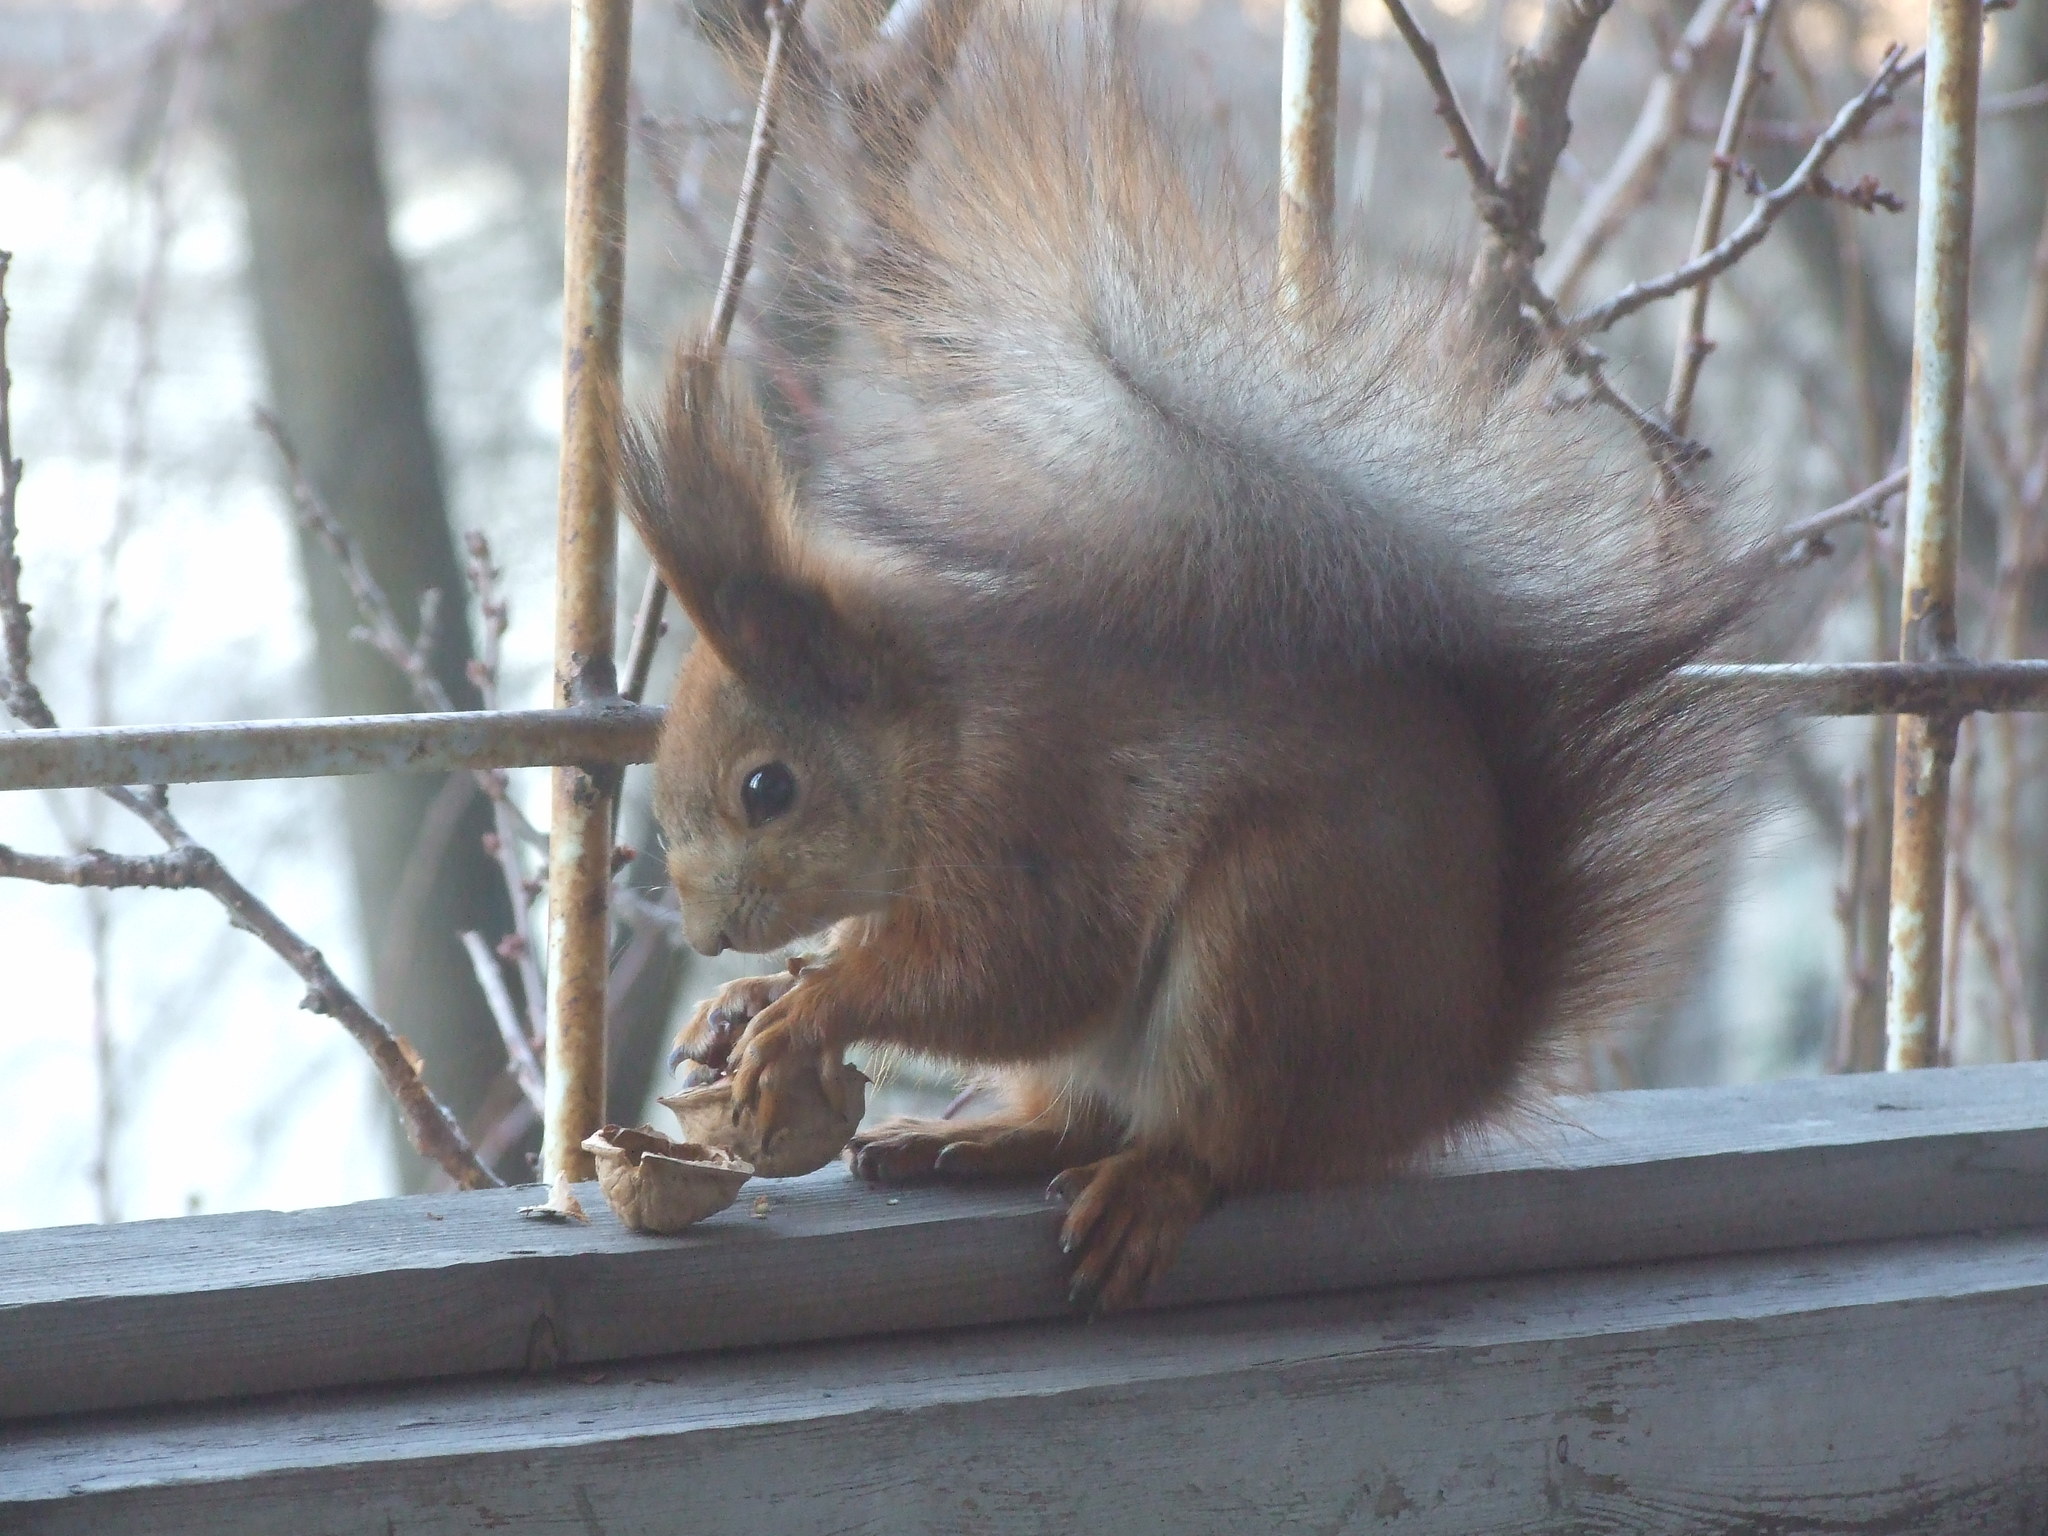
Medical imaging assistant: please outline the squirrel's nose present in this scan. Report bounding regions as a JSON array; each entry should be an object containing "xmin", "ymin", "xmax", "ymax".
[{"xmin": 681, "ymin": 917, "xmax": 729, "ymax": 958}]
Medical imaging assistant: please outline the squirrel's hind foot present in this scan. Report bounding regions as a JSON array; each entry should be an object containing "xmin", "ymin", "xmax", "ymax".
[
  {"xmin": 847, "ymin": 1116, "xmax": 1089, "ymax": 1183},
  {"xmin": 1049, "ymin": 1149, "xmax": 1216, "ymax": 1313}
]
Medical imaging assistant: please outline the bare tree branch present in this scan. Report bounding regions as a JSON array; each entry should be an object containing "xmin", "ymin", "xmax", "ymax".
[
  {"xmin": 613, "ymin": 881, "xmax": 687, "ymax": 940},
  {"xmin": 1829, "ymin": 768, "xmax": 1877, "ymax": 1072},
  {"xmin": 0, "ymin": 823, "xmax": 496, "ymax": 1187},
  {"xmin": 2016, "ymin": 192, "xmax": 2048, "ymax": 460},
  {"xmin": 0, "ymin": 252, "xmax": 55, "ymax": 734},
  {"xmin": 1700, "ymin": 78, "xmax": 2048, "ymax": 146},
  {"xmin": 0, "ymin": 842, "xmax": 212, "ymax": 889},
  {"xmin": 1465, "ymin": 0, "xmax": 1617, "ymax": 355},
  {"xmin": 1662, "ymin": 0, "xmax": 1783, "ymax": 441},
  {"xmin": 0, "ymin": 255, "xmax": 497, "ymax": 1191},
  {"xmin": 621, "ymin": 0, "xmax": 810, "ymax": 709},
  {"xmin": 461, "ymin": 531, "xmax": 547, "ymax": 1046},
  {"xmin": 1542, "ymin": 0, "xmax": 1742, "ymax": 306},
  {"xmin": 1776, "ymin": 466, "xmax": 1911, "ymax": 566},
  {"xmin": 1570, "ymin": 45, "xmax": 1925, "ymax": 337},
  {"xmin": 256, "ymin": 407, "xmax": 455, "ymax": 713},
  {"xmin": 258, "ymin": 412, "xmax": 549, "ymax": 1052},
  {"xmin": 1378, "ymin": 0, "xmax": 1510, "ymax": 227},
  {"xmin": 460, "ymin": 930, "xmax": 545, "ymax": 1111},
  {"xmin": 1379, "ymin": 0, "xmax": 1705, "ymax": 470}
]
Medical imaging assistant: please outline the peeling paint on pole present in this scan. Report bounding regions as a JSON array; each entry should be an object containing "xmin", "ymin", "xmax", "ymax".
[
  {"xmin": 544, "ymin": 0, "xmax": 632, "ymax": 1180},
  {"xmin": 1885, "ymin": 0, "xmax": 1981, "ymax": 1071}
]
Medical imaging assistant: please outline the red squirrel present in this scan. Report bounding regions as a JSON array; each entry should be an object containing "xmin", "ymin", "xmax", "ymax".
[{"xmin": 618, "ymin": 5, "xmax": 1765, "ymax": 1308}]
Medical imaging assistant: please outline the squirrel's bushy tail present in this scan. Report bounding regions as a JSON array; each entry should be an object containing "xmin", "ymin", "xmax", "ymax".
[{"xmin": 780, "ymin": 2, "xmax": 1771, "ymax": 1071}]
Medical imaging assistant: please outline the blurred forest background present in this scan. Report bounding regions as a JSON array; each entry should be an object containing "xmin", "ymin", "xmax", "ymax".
[{"xmin": 0, "ymin": 0, "xmax": 2043, "ymax": 1228}]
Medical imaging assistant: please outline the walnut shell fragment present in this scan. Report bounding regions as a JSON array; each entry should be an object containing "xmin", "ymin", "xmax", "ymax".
[
  {"xmin": 659, "ymin": 1054, "xmax": 868, "ymax": 1178},
  {"xmin": 580, "ymin": 1124, "xmax": 753, "ymax": 1234}
]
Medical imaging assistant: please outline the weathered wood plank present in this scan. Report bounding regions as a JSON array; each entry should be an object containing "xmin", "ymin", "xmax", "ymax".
[
  {"xmin": 5, "ymin": 1229, "xmax": 2046, "ymax": 1534},
  {"xmin": 4, "ymin": 1061, "xmax": 2047, "ymax": 1422}
]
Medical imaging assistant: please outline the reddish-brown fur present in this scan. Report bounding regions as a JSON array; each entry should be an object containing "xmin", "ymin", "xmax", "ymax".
[{"xmin": 618, "ymin": 5, "xmax": 1767, "ymax": 1308}]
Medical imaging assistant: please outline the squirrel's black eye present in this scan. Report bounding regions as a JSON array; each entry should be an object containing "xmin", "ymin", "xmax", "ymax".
[{"xmin": 741, "ymin": 762, "xmax": 797, "ymax": 826}]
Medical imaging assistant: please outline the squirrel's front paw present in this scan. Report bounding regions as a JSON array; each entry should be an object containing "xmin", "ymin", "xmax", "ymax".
[
  {"xmin": 726, "ymin": 1012, "xmax": 818, "ymax": 1129},
  {"xmin": 669, "ymin": 970, "xmax": 801, "ymax": 1077},
  {"xmin": 1048, "ymin": 1149, "xmax": 1215, "ymax": 1313}
]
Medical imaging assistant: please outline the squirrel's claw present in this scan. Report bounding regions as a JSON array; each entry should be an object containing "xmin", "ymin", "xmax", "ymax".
[
  {"xmin": 1048, "ymin": 1149, "xmax": 1212, "ymax": 1313},
  {"xmin": 726, "ymin": 1014, "xmax": 807, "ymax": 1125},
  {"xmin": 670, "ymin": 971, "xmax": 799, "ymax": 1076}
]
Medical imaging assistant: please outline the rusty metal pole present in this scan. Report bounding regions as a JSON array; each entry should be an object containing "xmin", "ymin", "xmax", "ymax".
[
  {"xmin": 1278, "ymin": 0, "xmax": 1340, "ymax": 304},
  {"xmin": 544, "ymin": 0, "xmax": 631, "ymax": 1180},
  {"xmin": 1884, "ymin": 0, "xmax": 1980, "ymax": 1071}
]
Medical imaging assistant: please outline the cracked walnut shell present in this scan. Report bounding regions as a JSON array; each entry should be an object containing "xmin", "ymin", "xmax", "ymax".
[
  {"xmin": 581, "ymin": 1124, "xmax": 753, "ymax": 1234},
  {"xmin": 660, "ymin": 1054, "xmax": 868, "ymax": 1177}
]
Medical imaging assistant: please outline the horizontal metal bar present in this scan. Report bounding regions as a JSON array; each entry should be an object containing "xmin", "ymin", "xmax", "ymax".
[
  {"xmin": 0, "ymin": 705, "xmax": 663, "ymax": 793},
  {"xmin": 1686, "ymin": 660, "xmax": 2048, "ymax": 716},
  {"xmin": 5, "ymin": 663, "xmax": 2047, "ymax": 794}
]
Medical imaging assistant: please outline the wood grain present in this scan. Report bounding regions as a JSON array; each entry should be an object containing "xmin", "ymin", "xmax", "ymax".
[
  {"xmin": 5, "ymin": 1228, "xmax": 2045, "ymax": 1533},
  {"xmin": 4, "ymin": 1061, "xmax": 2047, "ymax": 1422}
]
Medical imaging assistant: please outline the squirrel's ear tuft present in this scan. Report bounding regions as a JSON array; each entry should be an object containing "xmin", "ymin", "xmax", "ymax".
[
  {"xmin": 615, "ymin": 347, "xmax": 790, "ymax": 641},
  {"xmin": 616, "ymin": 347, "xmax": 905, "ymax": 709}
]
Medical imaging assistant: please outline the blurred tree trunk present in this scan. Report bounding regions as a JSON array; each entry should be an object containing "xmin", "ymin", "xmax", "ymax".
[{"xmin": 211, "ymin": 0, "xmax": 523, "ymax": 1186}]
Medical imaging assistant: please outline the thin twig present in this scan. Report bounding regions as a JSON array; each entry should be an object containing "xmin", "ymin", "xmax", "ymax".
[
  {"xmin": 473, "ymin": 1092, "xmax": 540, "ymax": 1172},
  {"xmin": 604, "ymin": 921, "xmax": 666, "ymax": 1015},
  {"xmin": 1775, "ymin": 466, "xmax": 1910, "ymax": 565},
  {"xmin": 0, "ymin": 842, "xmax": 213, "ymax": 889},
  {"xmin": 256, "ymin": 408, "xmax": 454, "ymax": 713},
  {"xmin": 621, "ymin": 0, "xmax": 808, "ymax": 708},
  {"xmin": 0, "ymin": 828, "xmax": 497, "ymax": 1187},
  {"xmin": 463, "ymin": 531, "xmax": 547, "ymax": 1045},
  {"xmin": 1377, "ymin": 0, "xmax": 1509, "ymax": 228},
  {"xmin": 0, "ymin": 251, "xmax": 55, "ymax": 733},
  {"xmin": 1777, "ymin": 18, "xmax": 1889, "ymax": 485},
  {"xmin": 0, "ymin": 259, "xmax": 497, "ymax": 1190},
  {"xmin": 1463, "ymin": 0, "xmax": 1618, "ymax": 355},
  {"xmin": 1663, "ymin": 0, "xmax": 1783, "ymax": 441},
  {"xmin": 1571, "ymin": 45, "xmax": 1925, "ymax": 337},
  {"xmin": 1542, "ymin": 0, "xmax": 1743, "ymax": 306},
  {"xmin": 1521, "ymin": 283, "xmax": 1710, "ymax": 469},
  {"xmin": 75, "ymin": 57, "xmax": 192, "ymax": 1209},
  {"xmin": 1377, "ymin": 2, "xmax": 1705, "ymax": 470},
  {"xmin": 460, "ymin": 931, "xmax": 546, "ymax": 1110},
  {"xmin": 257, "ymin": 412, "xmax": 549, "ymax": 1049},
  {"xmin": 843, "ymin": 0, "xmax": 989, "ymax": 169},
  {"xmin": 374, "ymin": 769, "xmax": 479, "ymax": 1004},
  {"xmin": 1941, "ymin": 719, "xmax": 1980, "ymax": 1064},
  {"xmin": 1959, "ymin": 867, "xmax": 2031, "ymax": 1063},
  {"xmin": 1703, "ymin": 78, "xmax": 2048, "ymax": 145}
]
